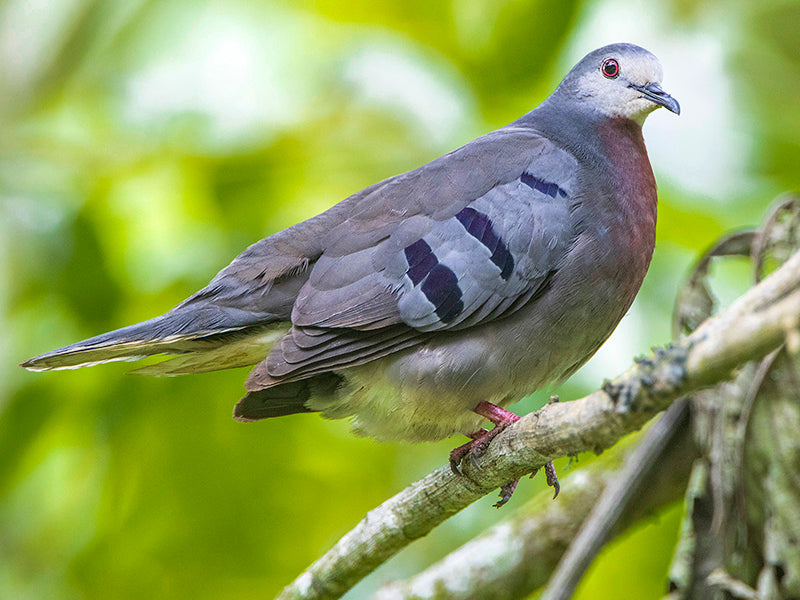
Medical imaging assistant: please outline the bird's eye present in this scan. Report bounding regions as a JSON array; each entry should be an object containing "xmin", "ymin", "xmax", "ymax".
[{"xmin": 601, "ymin": 58, "xmax": 619, "ymax": 79}]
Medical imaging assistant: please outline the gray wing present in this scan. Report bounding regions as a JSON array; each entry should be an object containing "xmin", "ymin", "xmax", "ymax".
[{"xmin": 250, "ymin": 127, "xmax": 582, "ymax": 388}]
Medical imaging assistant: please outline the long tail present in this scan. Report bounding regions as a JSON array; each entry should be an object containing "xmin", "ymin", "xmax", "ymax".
[
  {"xmin": 20, "ymin": 307, "xmax": 283, "ymax": 375},
  {"xmin": 21, "ymin": 218, "xmax": 324, "ymax": 375}
]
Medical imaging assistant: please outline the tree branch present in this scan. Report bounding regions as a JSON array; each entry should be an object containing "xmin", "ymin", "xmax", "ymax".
[
  {"xmin": 375, "ymin": 399, "xmax": 696, "ymax": 600},
  {"xmin": 277, "ymin": 250, "xmax": 800, "ymax": 600}
]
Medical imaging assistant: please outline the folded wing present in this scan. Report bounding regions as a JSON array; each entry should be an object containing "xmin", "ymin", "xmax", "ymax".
[{"xmin": 248, "ymin": 127, "xmax": 582, "ymax": 389}]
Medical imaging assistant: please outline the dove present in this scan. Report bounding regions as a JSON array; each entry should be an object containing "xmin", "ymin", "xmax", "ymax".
[{"xmin": 22, "ymin": 43, "xmax": 679, "ymax": 506}]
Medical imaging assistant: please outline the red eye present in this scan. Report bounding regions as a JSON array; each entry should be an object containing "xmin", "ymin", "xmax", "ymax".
[{"xmin": 601, "ymin": 58, "xmax": 619, "ymax": 78}]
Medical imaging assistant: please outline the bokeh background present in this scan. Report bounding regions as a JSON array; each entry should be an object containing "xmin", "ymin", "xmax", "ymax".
[{"xmin": 2, "ymin": 0, "xmax": 798, "ymax": 598}]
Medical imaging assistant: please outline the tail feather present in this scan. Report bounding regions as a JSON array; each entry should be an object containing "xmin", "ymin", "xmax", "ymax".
[
  {"xmin": 130, "ymin": 326, "xmax": 285, "ymax": 376},
  {"xmin": 20, "ymin": 307, "xmax": 279, "ymax": 372}
]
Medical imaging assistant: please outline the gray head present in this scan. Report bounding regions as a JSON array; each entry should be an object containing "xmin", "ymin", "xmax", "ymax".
[{"xmin": 555, "ymin": 43, "xmax": 680, "ymax": 124}]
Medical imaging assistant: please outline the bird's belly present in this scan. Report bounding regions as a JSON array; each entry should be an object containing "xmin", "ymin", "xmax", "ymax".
[
  {"xmin": 319, "ymin": 377, "xmax": 493, "ymax": 443},
  {"xmin": 309, "ymin": 330, "xmax": 543, "ymax": 443}
]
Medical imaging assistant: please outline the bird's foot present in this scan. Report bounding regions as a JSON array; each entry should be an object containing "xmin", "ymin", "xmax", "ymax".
[
  {"xmin": 450, "ymin": 402, "xmax": 526, "ymax": 507},
  {"xmin": 449, "ymin": 402, "xmax": 562, "ymax": 506},
  {"xmin": 530, "ymin": 460, "xmax": 561, "ymax": 499},
  {"xmin": 493, "ymin": 460, "xmax": 559, "ymax": 508},
  {"xmin": 545, "ymin": 461, "xmax": 560, "ymax": 498},
  {"xmin": 450, "ymin": 402, "xmax": 521, "ymax": 475},
  {"xmin": 469, "ymin": 401, "xmax": 521, "ymax": 466},
  {"xmin": 449, "ymin": 429, "xmax": 488, "ymax": 476}
]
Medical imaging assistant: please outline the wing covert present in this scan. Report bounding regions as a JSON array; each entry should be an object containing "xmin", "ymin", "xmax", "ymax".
[{"xmin": 292, "ymin": 130, "xmax": 581, "ymax": 334}]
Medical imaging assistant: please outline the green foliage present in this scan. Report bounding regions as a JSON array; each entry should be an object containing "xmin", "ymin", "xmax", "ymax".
[{"xmin": 2, "ymin": 0, "xmax": 798, "ymax": 598}]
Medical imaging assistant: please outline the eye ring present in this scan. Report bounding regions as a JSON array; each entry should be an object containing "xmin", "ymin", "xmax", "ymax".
[{"xmin": 601, "ymin": 58, "xmax": 619, "ymax": 79}]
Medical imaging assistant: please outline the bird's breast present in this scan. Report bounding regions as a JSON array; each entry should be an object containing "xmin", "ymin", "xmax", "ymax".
[
  {"xmin": 581, "ymin": 117, "xmax": 658, "ymax": 298},
  {"xmin": 597, "ymin": 117, "xmax": 658, "ymax": 249}
]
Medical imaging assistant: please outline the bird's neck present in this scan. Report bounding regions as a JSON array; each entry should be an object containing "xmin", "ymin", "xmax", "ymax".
[{"xmin": 594, "ymin": 116, "xmax": 658, "ymax": 251}]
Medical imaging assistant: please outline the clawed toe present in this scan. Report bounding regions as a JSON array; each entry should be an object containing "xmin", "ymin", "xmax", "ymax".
[
  {"xmin": 469, "ymin": 449, "xmax": 482, "ymax": 470},
  {"xmin": 494, "ymin": 479, "xmax": 519, "ymax": 508},
  {"xmin": 449, "ymin": 429, "xmax": 488, "ymax": 475},
  {"xmin": 450, "ymin": 425, "xmax": 504, "ymax": 475},
  {"xmin": 545, "ymin": 461, "xmax": 560, "ymax": 498},
  {"xmin": 449, "ymin": 446, "xmax": 469, "ymax": 475},
  {"xmin": 530, "ymin": 461, "xmax": 560, "ymax": 498}
]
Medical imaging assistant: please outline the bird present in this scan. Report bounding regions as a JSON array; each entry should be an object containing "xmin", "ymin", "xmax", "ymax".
[{"xmin": 21, "ymin": 43, "xmax": 679, "ymax": 506}]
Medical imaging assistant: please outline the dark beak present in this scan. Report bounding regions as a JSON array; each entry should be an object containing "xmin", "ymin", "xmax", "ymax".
[{"xmin": 630, "ymin": 82, "xmax": 680, "ymax": 115}]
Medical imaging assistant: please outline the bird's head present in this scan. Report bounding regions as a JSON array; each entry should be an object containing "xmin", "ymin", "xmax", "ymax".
[{"xmin": 558, "ymin": 43, "xmax": 680, "ymax": 124}]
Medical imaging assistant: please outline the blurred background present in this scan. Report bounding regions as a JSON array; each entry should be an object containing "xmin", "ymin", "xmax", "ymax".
[{"xmin": 2, "ymin": 0, "xmax": 798, "ymax": 598}]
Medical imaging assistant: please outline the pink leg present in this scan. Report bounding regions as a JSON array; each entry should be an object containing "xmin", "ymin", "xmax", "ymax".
[
  {"xmin": 450, "ymin": 401, "xmax": 560, "ymax": 507},
  {"xmin": 467, "ymin": 401, "xmax": 521, "ymax": 459},
  {"xmin": 473, "ymin": 401, "xmax": 520, "ymax": 426}
]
